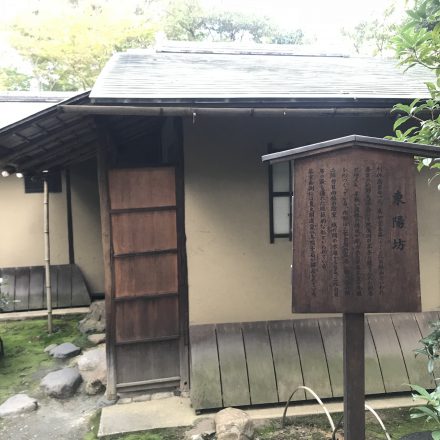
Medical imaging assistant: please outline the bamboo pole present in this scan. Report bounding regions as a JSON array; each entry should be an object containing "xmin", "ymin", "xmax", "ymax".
[
  {"xmin": 60, "ymin": 104, "xmax": 393, "ymax": 118},
  {"xmin": 43, "ymin": 178, "xmax": 53, "ymax": 334}
]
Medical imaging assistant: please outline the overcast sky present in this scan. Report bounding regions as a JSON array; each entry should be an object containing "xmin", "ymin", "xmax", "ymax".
[
  {"xmin": 202, "ymin": 0, "xmax": 407, "ymax": 50},
  {"xmin": 0, "ymin": 0, "xmax": 408, "ymax": 60}
]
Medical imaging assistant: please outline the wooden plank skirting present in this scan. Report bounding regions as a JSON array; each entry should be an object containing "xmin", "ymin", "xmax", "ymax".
[
  {"xmin": 0, "ymin": 264, "xmax": 91, "ymax": 312},
  {"xmin": 190, "ymin": 312, "xmax": 439, "ymax": 411}
]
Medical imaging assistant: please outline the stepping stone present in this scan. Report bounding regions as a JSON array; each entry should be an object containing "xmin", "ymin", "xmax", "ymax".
[
  {"xmin": 0, "ymin": 394, "xmax": 38, "ymax": 417},
  {"xmin": 44, "ymin": 343, "xmax": 57, "ymax": 353},
  {"xmin": 77, "ymin": 345, "xmax": 107, "ymax": 395},
  {"xmin": 87, "ymin": 333, "xmax": 106, "ymax": 345},
  {"xmin": 40, "ymin": 367, "xmax": 82, "ymax": 398},
  {"xmin": 215, "ymin": 407, "xmax": 254, "ymax": 440},
  {"xmin": 49, "ymin": 342, "xmax": 81, "ymax": 359}
]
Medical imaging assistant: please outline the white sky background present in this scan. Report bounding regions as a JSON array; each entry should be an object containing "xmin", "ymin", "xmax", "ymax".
[
  {"xmin": 202, "ymin": 0, "xmax": 408, "ymax": 51},
  {"xmin": 0, "ymin": 0, "xmax": 410, "ymax": 65}
]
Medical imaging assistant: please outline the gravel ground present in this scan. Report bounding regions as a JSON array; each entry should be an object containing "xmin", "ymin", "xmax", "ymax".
[{"xmin": 0, "ymin": 385, "xmax": 99, "ymax": 440}]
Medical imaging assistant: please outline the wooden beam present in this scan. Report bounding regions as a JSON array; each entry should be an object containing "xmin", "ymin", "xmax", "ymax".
[
  {"xmin": 343, "ymin": 313, "xmax": 365, "ymax": 439},
  {"xmin": 65, "ymin": 169, "xmax": 75, "ymax": 265},
  {"xmin": 60, "ymin": 104, "xmax": 394, "ymax": 118},
  {"xmin": 174, "ymin": 116, "xmax": 190, "ymax": 393},
  {"xmin": 95, "ymin": 120, "xmax": 117, "ymax": 400}
]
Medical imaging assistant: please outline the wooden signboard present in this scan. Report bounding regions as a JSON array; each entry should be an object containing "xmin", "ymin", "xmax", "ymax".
[
  {"xmin": 293, "ymin": 147, "xmax": 420, "ymax": 313},
  {"xmin": 263, "ymin": 135, "xmax": 440, "ymax": 440}
]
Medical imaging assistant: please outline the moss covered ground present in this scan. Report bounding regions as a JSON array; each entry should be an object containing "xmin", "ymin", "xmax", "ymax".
[{"xmin": 0, "ymin": 315, "xmax": 91, "ymax": 403}]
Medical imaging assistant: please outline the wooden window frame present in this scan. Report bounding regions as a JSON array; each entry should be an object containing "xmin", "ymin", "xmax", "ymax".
[{"xmin": 268, "ymin": 143, "xmax": 293, "ymax": 243}]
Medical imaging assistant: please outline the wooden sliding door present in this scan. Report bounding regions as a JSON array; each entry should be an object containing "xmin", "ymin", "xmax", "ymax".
[{"xmin": 106, "ymin": 166, "xmax": 185, "ymax": 392}]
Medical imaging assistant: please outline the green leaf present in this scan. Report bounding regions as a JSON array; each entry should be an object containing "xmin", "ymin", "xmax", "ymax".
[
  {"xmin": 394, "ymin": 116, "xmax": 411, "ymax": 131},
  {"xmin": 432, "ymin": 430, "xmax": 440, "ymax": 440},
  {"xmin": 408, "ymin": 384, "xmax": 433, "ymax": 400}
]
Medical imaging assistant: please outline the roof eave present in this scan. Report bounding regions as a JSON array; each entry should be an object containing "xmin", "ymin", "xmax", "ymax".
[
  {"xmin": 88, "ymin": 95, "xmax": 428, "ymax": 108},
  {"xmin": 262, "ymin": 135, "xmax": 440, "ymax": 163}
]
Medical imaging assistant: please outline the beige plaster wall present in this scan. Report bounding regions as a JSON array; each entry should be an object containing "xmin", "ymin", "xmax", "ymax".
[
  {"xmin": 0, "ymin": 173, "xmax": 69, "ymax": 267},
  {"xmin": 70, "ymin": 160, "xmax": 104, "ymax": 294},
  {"xmin": 184, "ymin": 115, "xmax": 440, "ymax": 325},
  {"xmin": 0, "ymin": 161, "xmax": 104, "ymax": 295},
  {"xmin": 417, "ymin": 169, "xmax": 440, "ymax": 311}
]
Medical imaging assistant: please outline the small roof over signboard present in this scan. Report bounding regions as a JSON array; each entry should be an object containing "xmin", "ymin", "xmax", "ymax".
[{"xmin": 262, "ymin": 135, "xmax": 440, "ymax": 164}]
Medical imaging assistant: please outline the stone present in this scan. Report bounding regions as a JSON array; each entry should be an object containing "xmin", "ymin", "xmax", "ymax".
[
  {"xmin": 118, "ymin": 397, "xmax": 133, "ymax": 405},
  {"xmin": 44, "ymin": 343, "xmax": 57, "ymax": 353},
  {"xmin": 40, "ymin": 367, "xmax": 82, "ymax": 398},
  {"xmin": 185, "ymin": 418, "xmax": 216, "ymax": 440},
  {"xmin": 49, "ymin": 342, "xmax": 81, "ymax": 359},
  {"xmin": 215, "ymin": 407, "xmax": 254, "ymax": 440},
  {"xmin": 0, "ymin": 394, "xmax": 38, "ymax": 417},
  {"xmin": 87, "ymin": 333, "xmax": 106, "ymax": 345},
  {"xmin": 96, "ymin": 395, "xmax": 118, "ymax": 408},
  {"xmin": 132, "ymin": 394, "xmax": 151, "ymax": 403},
  {"xmin": 150, "ymin": 391, "xmax": 174, "ymax": 400},
  {"xmin": 77, "ymin": 345, "xmax": 106, "ymax": 395},
  {"xmin": 79, "ymin": 300, "xmax": 105, "ymax": 334}
]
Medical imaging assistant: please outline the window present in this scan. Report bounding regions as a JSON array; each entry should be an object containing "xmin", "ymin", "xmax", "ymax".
[
  {"xmin": 268, "ymin": 144, "xmax": 293, "ymax": 243},
  {"xmin": 24, "ymin": 171, "xmax": 62, "ymax": 194}
]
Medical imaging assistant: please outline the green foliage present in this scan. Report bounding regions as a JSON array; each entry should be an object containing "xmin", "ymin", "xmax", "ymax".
[
  {"xmin": 414, "ymin": 320, "xmax": 440, "ymax": 373},
  {"xmin": 164, "ymin": 0, "xmax": 303, "ymax": 44},
  {"xmin": 5, "ymin": 0, "xmax": 157, "ymax": 91},
  {"xmin": 0, "ymin": 0, "xmax": 304, "ymax": 91},
  {"xmin": 341, "ymin": 3, "xmax": 398, "ymax": 55},
  {"xmin": 388, "ymin": 0, "xmax": 440, "ymax": 186},
  {"xmin": 408, "ymin": 384, "xmax": 440, "ymax": 439},
  {"xmin": 393, "ymin": 0, "xmax": 440, "ymax": 72},
  {"xmin": 0, "ymin": 67, "xmax": 33, "ymax": 91}
]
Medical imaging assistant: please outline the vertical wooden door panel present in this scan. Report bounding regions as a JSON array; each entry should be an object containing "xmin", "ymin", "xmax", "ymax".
[
  {"xmin": 112, "ymin": 210, "xmax": 177, "ymax": 255},
  {"xmin": 190, "ymin": 325, "xmax": 223, "ymax": 410},
  {"xmin": 114, "ymin": 253, "xmax": 178, "ymax": 297},
  {"xmin": 116, "ymin": 340, "xmax": 180, "ymax": 384},
  {"xmin": 319, "ymin": 318, "xmax": 343, "ymax": 397},
  {"xmin": 293, "ymin": 319, "xmax": 333, "ymax": 398},
  {"xmin": 109, "ymin": 168, "xmax": 176, "ymax": 210},
  {"xmin": 392, "ymin": 313, "xmax": 434, "ymax": 389},
  {"xmin": 368, "ymin": 314, "xmax": 409, "ymax": 392},
  {"xmin": 242, "ymin": 322, "xmax": 278, "ymax": 404},
  {"xmin": 268, "ymin": 320, "xmax": 305, "ymax": 401},
  {"xmin": 0, "ymin": 268, "xmax": 16, "ymax": 312},
  {"xmin": 115, "ymin": 297, "xmax": 179, "ymax": 343},
  {"xmin": 57, "ymin": 265, "xmax": 72, "ymax": 308},
  {"xmin": 14, "ymin": 267, "xmax": 30, "ymax": 311},
  {"xmin": 29, "ymin": 266, "xmax": 44, "ymax": 310},
  {"xmin": 216, "ymin": 323, "xmax": 251, "ymax": 407}
]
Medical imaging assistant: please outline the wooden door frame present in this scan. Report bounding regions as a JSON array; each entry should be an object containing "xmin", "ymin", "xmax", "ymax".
[{"xmin": 96, "ymin": 116, "xmax": 189, "ymax": 398}]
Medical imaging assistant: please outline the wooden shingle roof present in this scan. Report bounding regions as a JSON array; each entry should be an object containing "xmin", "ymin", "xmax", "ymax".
[{"xmin": 90, "ymin": 43, "xmax": 434, "ymax": 104}]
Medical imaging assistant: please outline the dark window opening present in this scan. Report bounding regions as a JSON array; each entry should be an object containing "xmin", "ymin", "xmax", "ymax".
[{"xmin": 24, "ymin": 171, "xmax": 62, "ymax": 194}]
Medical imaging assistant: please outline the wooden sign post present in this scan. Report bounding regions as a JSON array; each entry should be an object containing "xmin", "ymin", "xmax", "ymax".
[{"xmin": 263, "ymin": 135, "xmax": 440, "ymax": 439}]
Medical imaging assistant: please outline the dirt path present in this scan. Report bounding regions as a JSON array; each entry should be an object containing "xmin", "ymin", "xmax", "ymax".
[{"xmin": 0, "ymin": 386, "xmax": 99, "ymax": 440}]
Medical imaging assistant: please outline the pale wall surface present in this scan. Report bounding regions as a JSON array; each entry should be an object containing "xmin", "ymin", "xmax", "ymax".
[
  {"xmin": 70, "ymin": 160, "xmax": 104, "ymax": 294},
  {"xmin": 184, "ymin": 116, "xmax": 440, "ymax": 325},
  {"xmin": 0, "ymin": 161, "xmax": 104, "ymax": 295},
  {"xmin": 417, "ymin": 169, "xmax": 440, "ymax": 311},
  {"xmin": 0, "ymin": 173, "xmax": 69, "ymax": 267}
]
